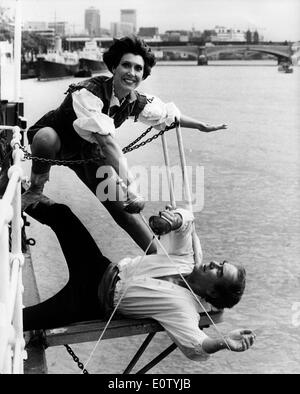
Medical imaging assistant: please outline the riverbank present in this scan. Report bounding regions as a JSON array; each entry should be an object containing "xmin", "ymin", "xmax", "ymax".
[{"xmin": 21, "ymin": 62, "xmax": 300, "ymax": 374}]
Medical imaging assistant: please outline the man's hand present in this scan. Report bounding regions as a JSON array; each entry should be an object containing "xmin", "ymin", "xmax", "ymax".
[
  {"xmin": 225, "ymin": 329, "xmax": 256, "ymax": 352},
  {"xmin": 197, "ymin": 123, "xmax": 228, "ymax": 133}
]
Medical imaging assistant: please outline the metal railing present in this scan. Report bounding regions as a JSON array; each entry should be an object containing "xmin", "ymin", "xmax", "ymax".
[{"xmin": 0, "ymin": 125, "xmax": 26, "ymax": 374}]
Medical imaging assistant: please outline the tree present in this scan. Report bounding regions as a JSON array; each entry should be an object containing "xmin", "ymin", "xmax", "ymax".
[
  {"xmin": 246, "ymin": 29, "xmax": 252, "ymax": 43},
  {"xmin": 21, "ymin": 32, "xmax": 51, "ymax": 61},
  {"xmin": 0, "ymin": 6, "xmax": 13, "ymax": 41},
  {"xmin": 253, "ymin": 31, "xmax": 259, "ymax": 44},
  {"xmin": 202, "ymin": 29, "xmax": 216, "ymax": 43}
]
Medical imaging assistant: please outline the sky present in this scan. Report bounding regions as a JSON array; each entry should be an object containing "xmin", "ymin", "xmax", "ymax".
[{"xmin": 2, "ymin": 0, "xmax": 300, "ymax": 41}]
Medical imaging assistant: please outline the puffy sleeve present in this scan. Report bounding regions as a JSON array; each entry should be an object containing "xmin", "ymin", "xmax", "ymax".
[
  {"xmin": 137, "ymin": 94, "xmax": 181, "ymax": 130},
  {"xmin": 72, "ymin": 88, "xmax": 116, "ymax": 143}
]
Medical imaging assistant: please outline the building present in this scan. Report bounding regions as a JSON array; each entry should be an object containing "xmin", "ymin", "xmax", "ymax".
[
  {"xmin": 164, "ymin": 30, "xmax": 190, "ymax": 42},
  {"xmin": 138, "ymin": 27, "xmax": 160, "ymax": 41},
  {"xmin": 110, "ymin": 22, "xmax": 134, "ymax": 38},
  {"xmin": 85, "ymin": 7, "xmax": 101, "ymax": 37},
  {"xmin": 48, "ymin": 21, "xmax": 67, "ymax": 37},
  {"xmin": 120, "ymin": 9, "xmax": 136, "ymax": 34},
  {"xmin": 22, "ymin": 21, "xmax": 55, "ymax": 42},
  {"xmin": 211, "ymin": 26, "xmax": 246, "ymax": 42},
  {"xmin": 0, "ymin": 40, "xmax": 14, "ymax": 100},
  {"xmin": 23, "ymin": 21, "xmax": 67, "ymax": 38},
  {"xmin": 23, "ymin": 21, "xmax": 48, "ymax": 31}
]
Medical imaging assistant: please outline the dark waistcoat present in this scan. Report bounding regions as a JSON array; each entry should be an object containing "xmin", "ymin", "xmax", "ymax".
[{"xmin": 27, "ymin": 76, "xmax": 148, "ymax": 151}]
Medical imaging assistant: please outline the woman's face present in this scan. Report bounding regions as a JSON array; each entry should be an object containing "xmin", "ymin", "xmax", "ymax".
[{"xmin": 112, "ymin": 53, "xmax": 145, "ymax": 97}]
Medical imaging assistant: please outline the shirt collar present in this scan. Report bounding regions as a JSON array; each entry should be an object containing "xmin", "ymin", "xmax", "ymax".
[{"xmin": 108, "ymin": 78, "xmax": 138, "ymax": 108}]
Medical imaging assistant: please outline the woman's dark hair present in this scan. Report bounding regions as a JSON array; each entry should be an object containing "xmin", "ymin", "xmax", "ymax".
[
  {"xmin": 205, "ymin": 264, "xmax": 246, "ymax": 310},
  {"xmin": 103, "ymin": 35, "xmax": 156, "ymax": 79}
]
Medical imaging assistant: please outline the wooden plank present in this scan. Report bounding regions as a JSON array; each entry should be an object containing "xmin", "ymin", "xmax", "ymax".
[
  {"xmin": 22, "ymin": 248, "xmax": 48, "ymax": 374},
  {"xmin": 45, "ymin": 318, "xmax": 164, "ymax": 347},
  {"xmin": 44, "ymin": 311, "xmax": 224, "ymax": 348}
]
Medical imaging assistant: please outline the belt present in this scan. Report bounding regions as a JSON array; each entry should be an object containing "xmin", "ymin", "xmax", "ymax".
[{"xmin": 98, "ymin": 263, "xmax": 120, "ymax": 317}]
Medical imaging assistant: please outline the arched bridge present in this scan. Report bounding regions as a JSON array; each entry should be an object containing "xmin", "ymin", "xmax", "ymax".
[{"xmin": 149, "ymin": 43, "xmax": 294, "ymax": 65}]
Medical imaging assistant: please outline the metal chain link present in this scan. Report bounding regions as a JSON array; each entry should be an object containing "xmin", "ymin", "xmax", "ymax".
[
  {"xmin": 20, "ymin": 146, "xmax": 102, "ymax": 166},
  {"xmin": 64, "ymin": 344, "xmax": 89, "ymax": 374},
  {"xmin": 122, "ymin": 122, "xmax": 177, "ymax": 154},
  {"xmin": 19, "ymin": 122, "xmax": 177, "ymax": 166}
]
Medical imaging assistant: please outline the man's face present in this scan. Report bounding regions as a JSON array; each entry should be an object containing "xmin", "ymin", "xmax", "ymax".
[
  {"xmin": 113, "ymin": 53, "xmax": 145, "ymax": 97},
  {"xmin": 195, "ymin": 261, "xmax": 239, "ymax": 294}
]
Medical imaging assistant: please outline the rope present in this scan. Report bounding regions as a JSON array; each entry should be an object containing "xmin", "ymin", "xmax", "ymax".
[
  {"xmin": 81, "ymin": 236, "xmax": 156, "ymax": 373},
  {"xmin": 139, "ymin": 213, "xmax": 232, "ymax": 352},
  {"xmin": 80, "ymin": 120, "xmax": 232, "ymax": 372},
  {"xmin": 159, "ymin": 122, "xmax": 231, "ymax": 348},
  {"xmin": 82, "ymin": 208, "xmax": 231, "ymax": 374}
]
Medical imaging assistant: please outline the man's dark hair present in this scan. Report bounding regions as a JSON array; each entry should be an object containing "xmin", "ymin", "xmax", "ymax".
[
  {"xmin": 205, "ymin": 265, "xmax": 246, "ymax": 309},
  {"xmin": 103, "ymin": 35, "xmax": 156, "ymax": 79}
]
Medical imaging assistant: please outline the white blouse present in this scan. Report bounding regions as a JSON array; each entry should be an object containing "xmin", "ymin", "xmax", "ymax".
[{"xmin": 72, "ymin": 88, "xmax": 181, "ymax": 144}]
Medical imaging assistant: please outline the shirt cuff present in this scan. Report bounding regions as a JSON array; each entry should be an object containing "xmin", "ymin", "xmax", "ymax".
[
  {"xmin": 185, "ymin": 343, "xmax": 210, "ymax": 361},
  {"xmin": 73, "ymin": 115, "xmax": 116, "ymax": 143},
  {"xmin": 174, "ymin": 208, "xmax": 194, "ymax": 230},
  {"xmin": 139, "ymin": 96, "xmax": 181, "ymax": 128}
]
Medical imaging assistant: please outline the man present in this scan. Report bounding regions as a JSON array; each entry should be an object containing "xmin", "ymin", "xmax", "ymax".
[
  {"xmin": 24, "ymin": 200, "xmax": 255, "ymax": 360},
  {"xmin": 22, "ymin": 35, "xmax": 227, "ymax": 254}
]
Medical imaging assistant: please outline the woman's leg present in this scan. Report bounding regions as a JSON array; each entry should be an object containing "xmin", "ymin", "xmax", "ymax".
[
  {"xmin": 22, "ymin": 127, "xmax": 61, "ymax": 211},
  {"xmin": 24, "ymin": 201, "xmax": 112, "ymax": 330},
  {"xmin": 70, "ymin": 161, "xmax": 157, "ymax": 254},
  {"xmin": 102, "ymin": 199, "xmax": 156, "ymax": 253}
]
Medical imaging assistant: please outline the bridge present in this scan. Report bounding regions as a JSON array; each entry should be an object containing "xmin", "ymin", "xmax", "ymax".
[
  {"xmin": 148, "ymin": 42, "xmax": 295, "ymax": 65},
  {"xmin": 66, "ymin": 37, "xmax": 299, "ymax": 65},
  {"xmin": 66, "ymin": 37, "xmax": 298, "ymax": 65}
]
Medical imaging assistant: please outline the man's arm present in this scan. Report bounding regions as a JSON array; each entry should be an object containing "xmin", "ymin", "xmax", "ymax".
[
  {"xmin": 202, "ymin": 329, "xmax": 256, "ymax": 354},
  {"xmin": 180, "ymin": 114, "xmax": 227, "ymax": 133}
]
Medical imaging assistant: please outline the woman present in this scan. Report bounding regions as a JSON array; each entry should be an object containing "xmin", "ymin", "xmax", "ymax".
[{"xmin": 23, "ymin": 35, "xmax": 227, "ymax": 253}]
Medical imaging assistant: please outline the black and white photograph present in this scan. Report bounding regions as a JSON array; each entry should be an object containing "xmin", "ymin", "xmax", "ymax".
[{"xmin": 0, "ymin": 0, "xmax": 299, "ymax": 376}]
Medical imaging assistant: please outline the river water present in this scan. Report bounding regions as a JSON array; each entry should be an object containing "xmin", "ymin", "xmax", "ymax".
[{"xmin": 21, "ymin": 60, "xmax": 300, "ymax": 374}]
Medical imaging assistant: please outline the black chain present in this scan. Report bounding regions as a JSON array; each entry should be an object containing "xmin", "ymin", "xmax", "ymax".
[
  {"xmin": 20, "ymin": 146, "xmax": 103, "ymax": 166},
  {"xmin": 122, "ymin": 122, "xmax": 177, "ymax": 154},
  {"xmin": 64, "ymin": 344, "xmax": 89, "ymax": 374},
  {"xmin": 19, "ymin": 122, "xmax": 178, "ymax": 166}
]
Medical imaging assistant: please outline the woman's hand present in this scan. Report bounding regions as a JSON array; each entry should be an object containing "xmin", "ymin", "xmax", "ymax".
[
  {"xmin": 197, "ymin": 123, "xmax": 228, "ymax": 132},
  {"xmin": 123, "ymin": 181, "xmax": 145, "ymax": 214},
  {"xmin": 225, "ymin": 329, "xmax": 256, "ymax": 352},
  {"xmin": 179, "ymin": 114, "xmax": 227, "ymax": 133}
]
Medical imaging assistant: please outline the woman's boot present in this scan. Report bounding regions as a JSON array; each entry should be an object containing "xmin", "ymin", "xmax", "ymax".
[{"xmin": 21, "ymin": 171, "xmax": 50, "ymax": 211}]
